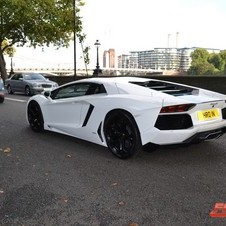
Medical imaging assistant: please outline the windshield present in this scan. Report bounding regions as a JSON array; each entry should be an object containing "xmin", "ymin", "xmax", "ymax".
[{"xmin": 24, "ymin": 73, "xmax": 46, "ymax": 80}]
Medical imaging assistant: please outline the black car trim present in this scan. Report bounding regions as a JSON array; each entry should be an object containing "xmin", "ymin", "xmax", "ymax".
[
  {"xmin": 155, "ymin": 114, "xmax": 193, "ymax": 130},
  {"xmin": 222, "ymin": 107, "xmax": 226, "ymax": 119},
  {"xmin": 97, "ymin": 122, "xmax": 103, "ymax": 142},
  {"xmin": 82, "ymin": 104, "xmax": 94, "ymax": 127}
]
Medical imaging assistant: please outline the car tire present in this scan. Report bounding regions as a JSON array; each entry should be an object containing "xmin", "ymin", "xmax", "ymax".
[
  {"xmin": 104, "ymin": 110, "xmax": 142, "ymax": 159},
  {"xmin": 27, "ymin": 101, "xmax": 44, "ymax": 132},
  {"xmin": 25, "ymin": 86, "xmax": 31, "ymax": 96},
  {"xmin": 0, "ymin": 96, "xmax": 4, "ymax": 103},
  {"xmin": 7, "ymin": 85, "xmax": 13, "ymax": 94}
]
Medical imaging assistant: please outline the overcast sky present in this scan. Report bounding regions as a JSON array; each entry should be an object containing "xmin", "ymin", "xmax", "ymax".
[
  {"xmin": 82, "ymin": 0, "xmax": 226, "ymax": 51},
  {"xmin": 8, "ymin": 0, "xmax": 226, "ymax": 69}
]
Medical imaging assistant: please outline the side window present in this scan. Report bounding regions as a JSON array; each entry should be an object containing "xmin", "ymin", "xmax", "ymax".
[
  {"xmin": 51, "ymin": 85, "xmax": 80, "ymax": 99},
  {"xmin": 85, "ymin": 84, "xmax": 106, "ymax": 95},
  {"xmin": 11, "ymin": 74, "xmax": 18, "ymax": 80},
  {"xmin": 12, "ymin": 74, "xmax": 22, "ymax": 80},
  {"xmin": 51, "ymin": 83, "xmax": 106, "ymax": 100},
  {"xmin": 23, "ymin": 74, "xmax": 31, "ymax": 80}
]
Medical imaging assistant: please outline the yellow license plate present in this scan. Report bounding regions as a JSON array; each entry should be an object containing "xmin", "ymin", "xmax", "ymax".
[{"xmin": 197, "ymin": 109, "xmax": 220, "ymax": 121}]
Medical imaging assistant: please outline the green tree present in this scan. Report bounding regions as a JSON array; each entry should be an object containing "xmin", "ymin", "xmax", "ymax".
[
  {"xmin": 190, "ymin": 48, "xmax": 209, "ymax": 63},
  {"xmin": 1, "ymin": 39, "xmax": 16, "ymax": 57},
  {"xmin": 0, "ymin": 39, "xmax": 15, "ymax": 77},
  {"xmin": 188, "ymin": 48, "xmax": 218, "ymax": 75},
  {"xmin": 188, "ymin": 48, "xmax": 226, "ymax": 75},
  {"xmin": 208, "ymin": 53, "xmax": 224, "ymax": 71},
  {"xmin": 219, "ymin": 50, "xmax": 226, "ymax": 74},
  {"xmin": 0, "ymin": 0, "xmax": 86, "ymax": 82},
  {"xmin": 187, "ymin": 61, "xmax": 217, "ymax": 75},
  {"xmin": 1, "ymin": 38, "xmax": 16, "ymax": 76},
  {"xmin": 219, "ymin": 50, "xmax": 226, "ymax": 60}
]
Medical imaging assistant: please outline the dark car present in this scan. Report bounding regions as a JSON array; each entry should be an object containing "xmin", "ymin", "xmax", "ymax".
[
  {"xmin": 0, "ymin": 77, "xmax": 5, "ymax": 103},
  {"xmin": 5, "ymin": 72, "xmax": 58, "ymax": 96}
]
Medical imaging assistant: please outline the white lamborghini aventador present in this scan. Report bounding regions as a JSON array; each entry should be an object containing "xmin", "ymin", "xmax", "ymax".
[{"xmin": 26, "ymin": 77, "xmax": 226, "ymax": 159}]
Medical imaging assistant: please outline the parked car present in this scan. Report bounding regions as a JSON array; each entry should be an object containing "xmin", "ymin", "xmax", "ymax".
[
  {"xmin": 5, "ymin": 72, "xmax": 58, "ymax": 96},
  {"xmin": 0, "ymin": 77, "xmax": 4, "ymax": 103},
  {"xmin": 26, "ymin": 77, "xmax": 226, "ymax": 159}
]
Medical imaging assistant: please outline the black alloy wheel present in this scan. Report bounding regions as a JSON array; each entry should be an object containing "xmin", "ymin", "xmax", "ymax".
[
  {"xmin": 27, "ymin": 101, "xmax": 44, "ymax": 132},
  {"xmin": 104, "ymin": 110, "xmax": 142, "ymax": 159}
]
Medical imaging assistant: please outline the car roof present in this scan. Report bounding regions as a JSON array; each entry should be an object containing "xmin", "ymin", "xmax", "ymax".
[
  {"xmin": 78, "ymin": 76, "xmax": 150, "ymax": 84},
  {"xmin": 61, "ymin": 77, "xmax": 151, "ymax": 87},
  {"xmin": 71, "ymin": 77, "xmax": 201, "ymax": 98}
]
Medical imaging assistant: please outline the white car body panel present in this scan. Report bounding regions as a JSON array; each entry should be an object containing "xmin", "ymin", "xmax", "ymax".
[{"xmin": 26, "ymin": 77, "xmax": 226, "ymax": 149}]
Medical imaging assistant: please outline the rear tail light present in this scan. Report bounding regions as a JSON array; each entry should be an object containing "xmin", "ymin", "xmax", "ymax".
[{"xmin": 160, "ymin": 104, "xmax": 195, "ymax": 113}]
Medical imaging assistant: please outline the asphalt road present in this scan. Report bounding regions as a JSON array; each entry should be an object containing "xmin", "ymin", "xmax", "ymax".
[{"xmin": 0, "ymin": 94, "xmax": 226, "ymax": 226}]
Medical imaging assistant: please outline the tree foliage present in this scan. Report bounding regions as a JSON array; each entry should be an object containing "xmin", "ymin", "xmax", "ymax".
[
  {"xmin": 0, "ymin": 0, "xmax": 86, "ymax": 82},
  {"xmin": 190, "ymin": 48, "xmax": 209, "ymax": 63},
  {"xmin": 187, "ymin": 48, "xmax": 226, "ymax": 75},
  {"xmin": 1, "ymin": 39, "xmax": 16, "ymax": 57}
]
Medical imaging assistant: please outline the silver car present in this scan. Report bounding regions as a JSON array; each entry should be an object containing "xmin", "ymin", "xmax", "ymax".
[
  {"xmin": 5, "ymin": 72, "xmax": 58, "ymax": 96},
  {"xmin": 0, "ymin": 77, "xmax": 4, "ymax": 103}
]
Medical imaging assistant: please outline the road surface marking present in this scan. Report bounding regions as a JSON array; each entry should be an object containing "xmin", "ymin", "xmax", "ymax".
[{"xmin": 5, "ymin": 97, "xmax": 27, "ymax": 103}]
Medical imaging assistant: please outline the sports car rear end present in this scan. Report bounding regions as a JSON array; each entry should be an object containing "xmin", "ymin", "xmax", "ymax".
[{"xmin": 132, "ymin": 79, "xmax": 226, "ymax": 147}]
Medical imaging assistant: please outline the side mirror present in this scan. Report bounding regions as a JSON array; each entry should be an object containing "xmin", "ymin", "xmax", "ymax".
[{"xmin": 44, "ymin": 91, "xmax": 50, "ymax": 98}]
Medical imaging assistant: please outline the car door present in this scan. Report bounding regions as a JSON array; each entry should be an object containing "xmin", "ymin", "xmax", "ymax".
[
  {"xmin": 42, "ymin": 82, "xmax": 98, "ymax": 135},
  {"xmin": 17, "ymin": 74, "xmax": 27, "ymax": 92},
  {"xmin": 8, "ymin": 74, "xmax": 21, "ymax": 92}
]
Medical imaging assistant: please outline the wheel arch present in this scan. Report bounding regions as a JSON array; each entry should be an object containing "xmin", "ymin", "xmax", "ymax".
[
  {"xmin": 27, "ymin": 99, "xmax": 37, "ymax": 116},
  {"xmin": 7, "ymin": 84, "xmax": 13, "ymax": 94},
  {"xmin": 27, "ymin": 99, "xmax": 40, "ymax": 107},
  {"xmin": 105, "ymin": 108, "xmax": 135, "ymax": 120},
  {"xmin": 27, "ymin": 98, "xmax": 45, "ymax": 110},
  {"xmin": 104, "ymin": 108, "xmax": 142, "ymax": 140},
  {"xmin": 25, "ymin": 85, "xmax": 32, "ymax": 95},
  {"xmin": 26, "ymin": 99, "xmax": 43, "ymax": 120},
  {"xmin": 27, "ymin": 99, "xmax": 44, "ymax": 132},
  {"xmin": 103, "ymin": 108, "xmax": 143, "ymax": 159},
  {"xmin": 26, "ymin": 95, "xmax": 50, "ymax": 125}
]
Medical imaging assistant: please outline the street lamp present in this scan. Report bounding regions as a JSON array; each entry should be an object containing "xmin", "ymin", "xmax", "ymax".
[
  {"xmin": 93, "ymin": 40, "xmax": 102, "ymax": 76},
  {"xmin": 10, "ymin": 56, "xmax": 14, "ymax": 76},
  {"xmin": 73, "ymin": 0, "xmax": 76, "ymax": 80}
]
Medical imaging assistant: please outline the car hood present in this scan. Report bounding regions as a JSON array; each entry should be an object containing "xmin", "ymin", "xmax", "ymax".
[{"xmin": 25, "ymin": 79, "xmax": 56, "ymax": 84}]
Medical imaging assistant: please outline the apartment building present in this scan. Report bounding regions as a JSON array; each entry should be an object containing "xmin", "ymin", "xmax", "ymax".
[
  {"xmin": 117, "ymin": 54, "xmax": 130, "ymax": 68},
  {"xmin": 117, "ymin": 47, "xmax": 221, "ymax": 71},
  {"xmin": 103, "ymin": 49, "xmax": 116, "ymax": 68}
]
